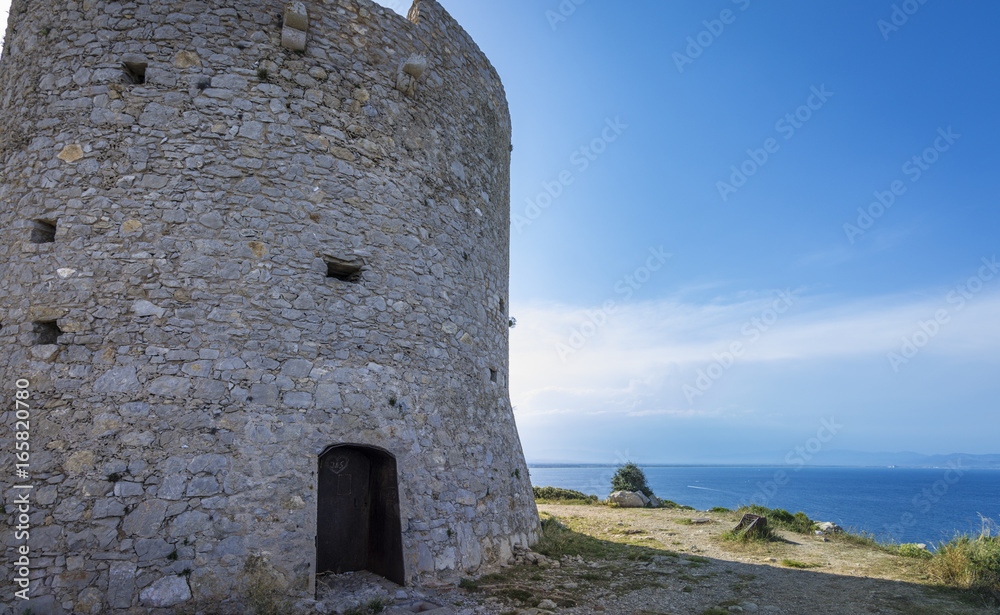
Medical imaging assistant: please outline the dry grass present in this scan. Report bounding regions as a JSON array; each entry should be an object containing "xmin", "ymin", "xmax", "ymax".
[
  {"xmin": 241, "ymin": 555, "xmax": 295, "ymax": 615},
  {"xmin": 928, "ymin": 531, "xmax": 1000, "ymax": 605}
]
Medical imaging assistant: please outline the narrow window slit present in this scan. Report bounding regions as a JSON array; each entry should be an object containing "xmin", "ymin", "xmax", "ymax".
[
  {"xmin": 324, "ymin": 257, "xmax": 363, "ymax": 282},
  {"xmin": 30, "ymin": 219, "xmax": 56, "ymax": 243},
  {"xmin": 122, "ymin": 61, "xmax": 147, "ymax": 85},
  {"xmin": 34, "ymin": 321, "xmax": 62, "ymax": 345},
  {"xmin": 490, "ymin": 369, "xmax": 498, "ymax": 383}
]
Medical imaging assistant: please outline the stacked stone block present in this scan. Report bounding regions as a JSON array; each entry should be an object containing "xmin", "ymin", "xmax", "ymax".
[{"xmin": 0, "ymin": 0, "xmax": 539, "ymax": 611}]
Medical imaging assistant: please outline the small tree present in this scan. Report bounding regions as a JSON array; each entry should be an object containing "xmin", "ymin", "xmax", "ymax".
[{"xmin": 611, "ymin": 462, "xmax": 653, "ymax": 497}]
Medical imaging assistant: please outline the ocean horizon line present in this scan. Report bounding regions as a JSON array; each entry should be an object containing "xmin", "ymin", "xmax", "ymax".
[{"xmin": 527, "ymin": 462, "xmax": 1000, "ymax": 470}]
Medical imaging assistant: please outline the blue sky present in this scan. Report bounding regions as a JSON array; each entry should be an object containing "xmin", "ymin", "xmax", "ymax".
[
  {"xmin": 400, "ymin": 0, "xmax": 1000, "ymax": 464},
  {"xmin": 4, "ymin": 1, "xmax": 998, "ymax": 464}
]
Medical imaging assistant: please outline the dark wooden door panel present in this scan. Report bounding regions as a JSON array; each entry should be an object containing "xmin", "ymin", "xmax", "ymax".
[{"xmin": 317, "ymin": 448, "xmax": 371, "ymax": 574}]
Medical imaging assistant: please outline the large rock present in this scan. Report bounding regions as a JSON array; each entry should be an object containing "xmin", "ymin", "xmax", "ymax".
[
  {"xmin": 816, "ymin": 522, "xmax": 842, "ymax": 533},
  {"xmin": 121, "ymin": 500, "xmax": 169, "ymax": 538},
  {"xmin": 108, "ymin": 562, "xmax": 137, "ymax": 608},
  {"xmin": 608, "ymin": 491, "xmax": 646, "ymax": 508},
  {"xmin": 13, "ymin": 595, "xmax": 64, "ymax": 615},
  {"xmin": 93, "ymin": 366, "xmax": 140, "ymax": 394},
  {"xmin": 139, "ymin": 575, "xmax": 191, "ymax": 607}
]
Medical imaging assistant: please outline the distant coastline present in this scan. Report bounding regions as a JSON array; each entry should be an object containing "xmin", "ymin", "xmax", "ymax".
[
  {"xmin": 528, "ymin": 465, "xmax": 1000, "ymax": 546},
  {"xmin": 527, "ymin": 452, "xmax": 1000, "ymax": 470},
  {"xmin": 528, "ymin": 463, "xmax": 1000, "ymax": 469}
]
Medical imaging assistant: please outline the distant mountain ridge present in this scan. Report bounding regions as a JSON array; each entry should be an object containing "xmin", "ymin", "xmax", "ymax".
[
  {"xmin": 802, "ymin": 451, "xmax": 1000, "ymax": 469},
  {"xmin": 527, "ymin": 451, "xmax": 1000, "ymax": 469}
]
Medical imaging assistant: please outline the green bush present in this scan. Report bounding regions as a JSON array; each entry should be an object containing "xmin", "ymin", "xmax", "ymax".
[
  {"xmin": 790, "ymin": 511, "xmax": 815, "ymax": 534},
  {"xmin": 533, "ymin": 486, "xmax": 599, "ymax": 502},
  {"xmin": 834, "ymin": 529, "xmax": 884, "ymax": 548},
  {"xmin": 721, "ymin": 521, "xmax": 778, "ymax": 544},
  {"xmin": 829, "ymin": 522, "xmax": 999, "ymax": 605},
  {"xmin": 930, "ymin": 534, "xmax": 1000, "ymax": 604},
  {"xmin": 896, "ymin": 543, "xmax": 933, "ymax": 559},
  {"xmin": 611, "ymin": 462, "xmax": 653, "ymax": 498},
  {"xmin": 734, "ymin": 505, "xmax": 815, "ymax": 534},
  {"xmin": 240, "ymin": 555, "xmax": 294, "ymax": 615},
  {"xmin": 781, "ymin": 559, "xmax": 821, "ymax": 569},
  {"xmin": 459, "ymin": 578, "xmax": 479, "ymax": 591},
  {"xmin": 769, "ymin": 509, "xmax": 795, "ymax": 525}
]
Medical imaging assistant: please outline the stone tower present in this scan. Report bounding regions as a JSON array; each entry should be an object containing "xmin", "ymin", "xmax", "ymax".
[{"xmin": 0, "ymin": 0, "xmax": 539, "ymax": 611}]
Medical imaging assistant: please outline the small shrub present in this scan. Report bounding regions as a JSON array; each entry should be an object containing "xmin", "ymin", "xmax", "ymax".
[
  {"xmin": 256, "ymin": 68, "xmax": 269, "ymax": 81},
  {"xmin": 835, "ymin": 530, "xmax": 884, "ymax": 549},
  {"xmin": 929, "ymin": 533, "xmax": 1000, "ymax": 604},
  {"xmin": 769, "ymin": 508, "xmax": 795, "ymax": 525},
  {"xmin": 897, "ymin": 543, "xmax": 933, "ymax": 559},
  {"xmin": 611, "ymin": 462, "xmax": 653, "ymax": 498},
  {"xmin": 734, "ymin": 505, "xmax": 815, "ymax": 534},
  {"xmin": 533, "ymin": 486, "xmax": 599, "ymax": 503},
  {"xmin": 721, "ymin": 523, "xmax": 777, "ymax": 544},
  {"xmin": 781, "ymin": 559, "xmax": 820, "ymax": 569},
  {"xmin": 710, "ymin": 507, "xmax": 731, "ymax": 513},
  {"xmin": 366, "ymin": 597, "xmax": 386, "ymax": 613},
  {"xmin": 459, "ymin": 578, "xmax": 479, "ymax": 591},
  {"xmin": 498, "ymin": 588, "xmax": 534, "ymax": 604},
  {"xmin": 241, "ymin": 555, "xmax": 294, "ymax": 615}
]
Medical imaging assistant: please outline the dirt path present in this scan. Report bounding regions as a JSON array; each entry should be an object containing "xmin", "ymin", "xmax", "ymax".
[
  {"xmin": 314, "ymin": 504, "xmax": 995, "ymax": 615},
  {"xmin": 501, "ymin": 504, "xmax": 995, "ymax": 615}
]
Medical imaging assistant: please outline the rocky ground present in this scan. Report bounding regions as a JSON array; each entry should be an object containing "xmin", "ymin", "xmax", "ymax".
[{"xmin": 303, "ymin": 504, "xmax": 996, "ymax": 615}]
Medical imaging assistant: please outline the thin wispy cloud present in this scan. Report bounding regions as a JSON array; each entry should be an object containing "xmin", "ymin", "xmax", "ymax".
[{"xmin": 511, "ymin": 286, "xmax": 1000, "ymax": 420}]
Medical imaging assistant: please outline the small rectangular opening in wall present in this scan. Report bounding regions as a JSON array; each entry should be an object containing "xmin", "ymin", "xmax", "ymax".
[
  {"xmin": 33, "ymin": 321, "xmax": 62, "ymax": 345},
  {"xmin": 122, "ymin": 61, "xmax": 147, "ymax": 85},
  {"xmin": 490, "ymin": 369, "xmax": 498, "ymax": 383},
  {"xmin": 324, "ymin": 257, "xmax": 363, "ymax": 282},
  {"xmin": 30, "ymin": 219, "xmax": 56, "ymax": 244}
]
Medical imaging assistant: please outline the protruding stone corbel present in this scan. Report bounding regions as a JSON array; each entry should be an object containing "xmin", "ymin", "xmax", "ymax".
[
  {"xmin": 322, "ymin": 255, "xmax": 365, "ymax": 282},
  {"xmin": 396, "ymin": 54, "xmax": 428, "ymax": 97},
  {"xmin": 281, "ymin": 1, "xmax": 309, "ymax": 51}
]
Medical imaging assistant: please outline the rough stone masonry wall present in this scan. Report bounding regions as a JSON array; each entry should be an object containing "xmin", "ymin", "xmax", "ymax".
[{"xmin": 0, "ymin": 0, "xmax": 539, "ymax": 611}]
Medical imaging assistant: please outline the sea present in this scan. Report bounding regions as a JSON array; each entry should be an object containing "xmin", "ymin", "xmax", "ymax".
[{"xmin": 528, "ymin": 465, "xmax": 1000, "ymax": 547}]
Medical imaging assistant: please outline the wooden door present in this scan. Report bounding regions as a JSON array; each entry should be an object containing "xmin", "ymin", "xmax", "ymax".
[{"xmin": 317, "ymin": 447, "xmax": 372, "ymax": 574}]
